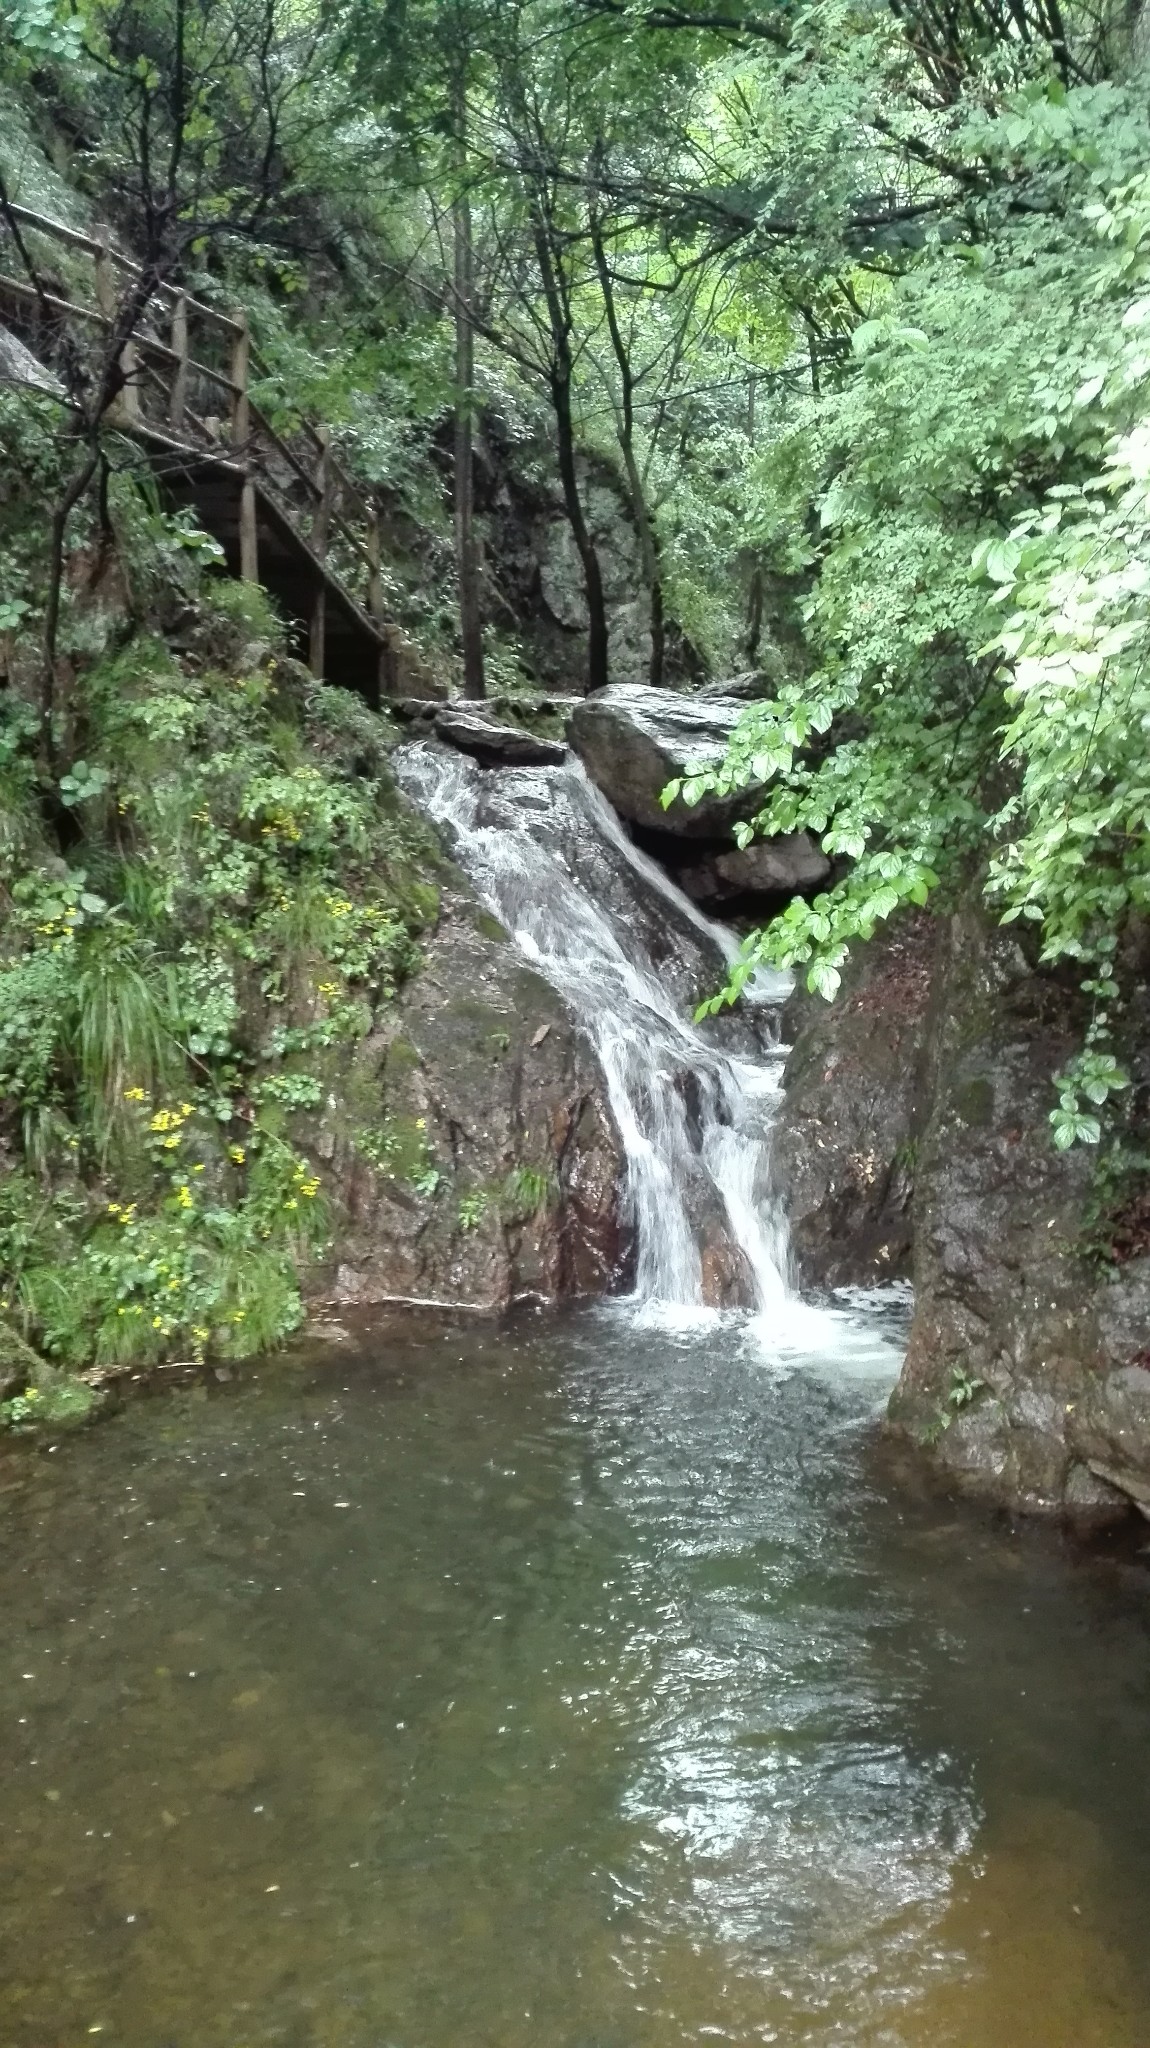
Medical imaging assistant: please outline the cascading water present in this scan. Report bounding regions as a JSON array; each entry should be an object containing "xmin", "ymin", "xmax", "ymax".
[{"xmin": 397, "ymin": 739, "xmax": 800, "ymax": 1323}]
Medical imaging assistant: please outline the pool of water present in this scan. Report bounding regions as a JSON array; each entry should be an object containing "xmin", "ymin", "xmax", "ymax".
[{"xmin": 1, "ymin": 1298, "xmax": 1148, "ymax": 2048}]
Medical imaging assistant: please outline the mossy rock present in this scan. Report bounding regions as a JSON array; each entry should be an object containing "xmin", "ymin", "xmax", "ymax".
[
  {"xmin": 0, "ymin": 1351, "xmax": 104, "ymax": 1433},
  {"xmin": 0, "ymin": 1319, "xmax": 42, "ymax": 1401},
  {"xmin": 385, "ymin": 1035, "xmax": 422, "ymax": 1076}
]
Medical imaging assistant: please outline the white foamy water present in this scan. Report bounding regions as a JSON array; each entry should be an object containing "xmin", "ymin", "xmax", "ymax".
[{"xmin": 396, "ymin": 740, "xmax": 896, "ymax": 1367}]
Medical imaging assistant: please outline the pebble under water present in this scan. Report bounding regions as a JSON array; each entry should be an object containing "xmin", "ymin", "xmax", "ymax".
[{"xmin": 1, "ymin": 1300, "xmax": 1149, "ymax": 2047}]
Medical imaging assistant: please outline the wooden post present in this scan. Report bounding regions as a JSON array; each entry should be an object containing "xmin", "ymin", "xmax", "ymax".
[
  {"xmin": 367, "ymin": 504, "xmax": 387, "ymax": 704},
  {"xmin": 366, "ymin": 505, "xmax": 383, "ymax": 622},
  {"xmin": 309, "ymin": 426, "xmax": 333, "ymax": 679},
  {"xmin": 93, "ymin": 241, "xmax": 115, "ymax": 320},
  {"xmin": 120, "ymin": 334, "xmax": 140, "ymax": 420},
  {"xmin": 239, "ymin": 476, "xmax": 259, "ymax": 583},
  {"xmin": 309, "ymin": 587, "xmax": 327, "ymax": 680},
  {"xmin": 170, "ymin": 293, "xmax": 189, "ymax": 433},
  {"xmin": 230, "ymin": 311, "xmax": 250, "ymax": 450}
]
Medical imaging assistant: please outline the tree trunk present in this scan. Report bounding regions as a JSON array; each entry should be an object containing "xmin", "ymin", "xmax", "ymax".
[
  {"xmin": 533, "ymin": 215, "xmax": 608, "ymax": 694},
  {"xmin": 551, "ymin": 366, "xmax": 609, "ymax": 694},
  {"xmin": 745, "ymin": 564, "xmax": 764, "ymax": 665},
  {"xmin": 453, "ymin": 113, "xmax": 485, "ymax": 699},
  {"xmin": 589, "ymin": 214, "xmax": 664, "ymax": 685},
  {"xmin": 649, "ymin": 574, "xmax": 665, "ymax": 691}
]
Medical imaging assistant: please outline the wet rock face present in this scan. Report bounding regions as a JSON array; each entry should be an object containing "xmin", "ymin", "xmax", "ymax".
[
  {"xmin": 773, "ymin": 909, "xmax": 1150, "ymax": 1520},
  {"xmin": 772, "ymin": 916, "xmax": 934, "ymax": 1287},
  {"xmin": 567, "ymin": 686, "xmax": 828, "ymax": 921},
  {"xmin": 306, "ymin": 890, "xmax": 630, "ymax": 1314}
]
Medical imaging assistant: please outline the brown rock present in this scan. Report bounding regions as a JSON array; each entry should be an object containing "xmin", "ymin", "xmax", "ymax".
[{"xmin": 678, "ymin": 834, "xmax": 830, "ymax": 905}]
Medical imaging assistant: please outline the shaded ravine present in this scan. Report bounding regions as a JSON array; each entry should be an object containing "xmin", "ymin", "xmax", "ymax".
[{"xmin": 396, "ymin": 744, "xmax": 793, "ymax": 1316}]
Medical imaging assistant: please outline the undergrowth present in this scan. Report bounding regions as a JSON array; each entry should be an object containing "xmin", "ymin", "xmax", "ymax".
[{"xmin": 0, "ymin": 560, "xmax": 441, "ymax": 1409}]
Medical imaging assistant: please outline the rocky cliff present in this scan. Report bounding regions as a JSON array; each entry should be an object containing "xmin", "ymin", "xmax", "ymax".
[{"xmin": 772, "ymin": 909, "xmax": 1150, "ymax": 1521}]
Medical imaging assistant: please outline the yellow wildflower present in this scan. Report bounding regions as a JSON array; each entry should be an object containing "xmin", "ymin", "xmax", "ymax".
[{"xmin": 123, "ymin": 1087, "xmax": 147, "ymax": 1103}]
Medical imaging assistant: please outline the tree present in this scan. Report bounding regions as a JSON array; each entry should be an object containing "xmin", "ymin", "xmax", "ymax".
[{"xmin": 1, "ymin": 0, "xmax": 334, "ymax": 765}]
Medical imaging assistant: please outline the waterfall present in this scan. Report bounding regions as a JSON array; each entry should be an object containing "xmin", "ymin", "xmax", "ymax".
[{"xmin": 396, "ymin": 741, "xmax": 797, "ymax": 1321}]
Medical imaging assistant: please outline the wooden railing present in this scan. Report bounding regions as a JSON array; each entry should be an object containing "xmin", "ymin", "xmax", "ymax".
[{"xmin": 0, "ymin": 201, "xmax": 397, "ymax": 691}]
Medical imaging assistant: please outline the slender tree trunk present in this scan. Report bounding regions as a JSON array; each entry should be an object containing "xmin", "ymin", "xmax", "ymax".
[
  {"xmin": 745, "ymin": 564, "xmax": 764, "ymax": 665},
  {"xmin": 649, "ymin": 575, "xmax": 665, "ymax": 691},
  {"xmin": 452, "ymin": 93, "xmax": 485, "ymax": 699},
  {"xmin": 551, "ymin": 366, "xmax": 609, "ymax": 694},
  {"xmin": 589, "ymin": 214, "xmax": 664, "ymax": 686},
  {"xmin": 532, "ymin": 216, "xmax": 609, "ymax": 694},
  {"xmin": 41, "ymin": 444, "xmax": 101, "ymax": 768}
]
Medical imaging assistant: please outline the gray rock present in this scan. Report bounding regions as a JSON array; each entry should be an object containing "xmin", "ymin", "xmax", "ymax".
[
  {"xmin": 677, "ymin": 834, "xmax": 830, "ymax": 904},
  {"xmin": 305, "ymin": 884, "xmax": 629, "ymax": 1313},
  {"xmin": 389, "ymin": 700, "xmax": 567, "ymax": 767},
  {"xmin": 1095, "ymin": 1256, "xmax": 1150, "ymax": 1361},
  {"xmin": 433, "ymin": 707, "xmax": 566, "ymax": 767},
  {"xmin": 0, "ymin": 1318, "xmax": 42, "ymax": 1400},
  {"xmin": 568, "ymin": 684, "xmax": 759, "ymax": 837},
  {"xmin": 0, "ymin": 322, "xmax": 63, "ymax": 398},
  {"xmin": 695, "ymin": 674, "xmax": 769, "ymax": 703},
  {"xmin": 770, "ymin": 915, "xmax": 936, "ymax": 1285},
  {"xmin": 773, "ymin": 906, "xmax": 1150, "ymax": 1518}
]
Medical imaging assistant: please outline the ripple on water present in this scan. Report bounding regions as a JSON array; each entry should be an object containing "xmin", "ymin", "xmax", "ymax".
[{"xmin": 0, "ymin": 1298, "xmax": 1148, "ymax": 2048}]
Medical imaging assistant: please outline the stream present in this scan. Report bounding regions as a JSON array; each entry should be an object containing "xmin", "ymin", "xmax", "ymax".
[
  {"xmin": 1, "ymin": 745, "xmax": 1149, "ymax": 2045},
  {"xmin": 2, "ymin": 1311, "xmax": 1150, "ymax": 2045}
]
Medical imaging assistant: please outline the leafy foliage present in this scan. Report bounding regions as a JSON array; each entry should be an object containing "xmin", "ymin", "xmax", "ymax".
[
  {"xmin": 669, "ymin": 79, "xmax": 1150, "ymax": 1141},
  {"xmin": 0, "ymin": 572, "xmax": 437, "ymax": 1385}
]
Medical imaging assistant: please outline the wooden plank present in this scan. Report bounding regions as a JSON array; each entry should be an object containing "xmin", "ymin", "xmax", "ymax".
[
  {"xmin": 0, "ymin": 271, "xmax": 106, "ymax": 329},
  {"xmin": 92, "ymin": 241, "xmax": 116, "ymax": 320},
  {"xmin": 230, "ymin": 312, "xmax": 250, "ymax": 450},
  {"xmin": 311, "ymin": 425, "xmax": 333, "ymax": 560},
  {"xmin": 1, "ymin": 203, "xmax": 244, "ymax": 334}
]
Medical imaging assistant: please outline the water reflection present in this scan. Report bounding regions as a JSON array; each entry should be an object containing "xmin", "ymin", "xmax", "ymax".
[{"xmin": 0, "ymin": 1302, "xmax": 1147, "ymax": 2047}]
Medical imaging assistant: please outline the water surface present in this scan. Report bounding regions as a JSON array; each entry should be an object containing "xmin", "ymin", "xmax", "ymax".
[{"xmin": 1, "ymin": 1302, "xmax": 1148, "ymax": 2047}]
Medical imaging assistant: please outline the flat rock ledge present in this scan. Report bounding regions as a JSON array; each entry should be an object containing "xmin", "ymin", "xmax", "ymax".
[{"xmin": 391, "ymin": 699, "xmax": 566, "ymax": 767}]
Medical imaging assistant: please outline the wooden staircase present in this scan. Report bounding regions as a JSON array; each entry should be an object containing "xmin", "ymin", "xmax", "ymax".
[{"xmin": 0, "ymin": 203, "xmax": 433, "ymax": 705}]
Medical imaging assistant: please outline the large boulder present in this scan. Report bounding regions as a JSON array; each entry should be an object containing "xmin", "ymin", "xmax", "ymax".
[
  {"xmin": 568, "ymin": 685, "xmax": 760, "ymax": 837},
  {"xmin": 678, "ymin": 833, "xmax": 830, "ymax": 906},
  {"xmin": 772, "ymin": 907, "xmax": 1150, "ymax": 1521}
]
